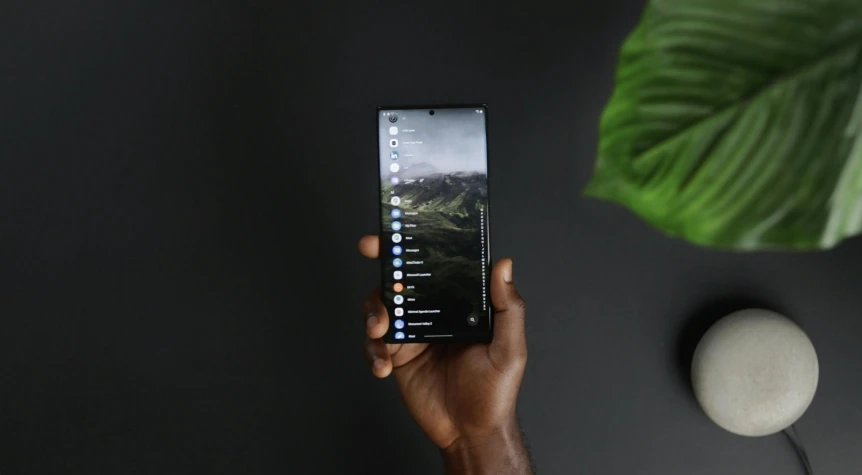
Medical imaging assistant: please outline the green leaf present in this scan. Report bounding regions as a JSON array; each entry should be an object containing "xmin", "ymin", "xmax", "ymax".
[{"xmin": 586, "ymin": 0, "xmax": 862, "ymax": 250}]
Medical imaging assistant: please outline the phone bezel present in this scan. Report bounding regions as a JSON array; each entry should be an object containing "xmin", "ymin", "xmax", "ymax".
[{"xmin": 374, "ymin": 104, "xmax": 493, "ymax": 344}]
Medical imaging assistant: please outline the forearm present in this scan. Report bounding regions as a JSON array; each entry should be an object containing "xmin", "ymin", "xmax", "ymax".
[{"xmin": 441, "ymin": 421, "xmax": 534, "ymax": 475}]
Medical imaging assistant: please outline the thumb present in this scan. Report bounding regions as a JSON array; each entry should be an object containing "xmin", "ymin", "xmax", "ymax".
[{"xmin": 489, "ymin": 258, "xmax": 527, "ymax": 362}]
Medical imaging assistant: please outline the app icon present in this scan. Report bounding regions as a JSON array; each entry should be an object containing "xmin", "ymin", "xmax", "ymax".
[
  {"xmin": 389, "ymin": 114, "xmax": 397, "ymax": 123},
  {"xmin": 393, "ymin": 295, "xmax": 404, "ymax": 305},
  {"xmin": 467, "ymin": 315, "xmax": 479, "ymax": 326},
  {"xmin": 394, "ymin": 307, "xmax": 404, "ymax": 317},
  {"xmin": 392, "ymin": 233, "xmax": 402, "ymax": 243},
  {"xmin": 393, "ymin": 270, "xmax": 402, "ymax": 280},
  {"xmin": 390, "ymin": 163, "xmax": 400, "ymax": 173},
  {"xmin": 390, "ymin": 151, "xmax": 399, "ymax": 160},
  {"xmin": 390, "ymin": 208, "xmax": 402, "ymax": 219},
  {"xmin": 389, "ymin": 139, "xmax": 398, "ymax": 148},
  {"xmin": 391, "ymin": 221, "xmax": 402, "ymax": 231},
  {"xmin": 390, "ymin": 176, "xmax": 399, "ymax": 185},
  {"xmin": 394, "ymin": 319, "xmax": 405, "ymax": 329},
  {"xmin": 392, "ymin": 258, "xmax": 403, "ymax": 268},
  {"xmin": 390, "ymin": 196, "xmax": 401, "ymax": 206},
  {"xmin": 392, "ymin": 245, "xmax": 402, "ymax": 256},
  {"xmin": 389, "ymin": 126, "xmax": 398, "ymax": 135},
  {"xmin": 393, "ymin": 283, "xmax": 404, "ymax": 292},
  {"xmin": 394, "ymin": 331, "xmax": 405, "ymax": 340}
]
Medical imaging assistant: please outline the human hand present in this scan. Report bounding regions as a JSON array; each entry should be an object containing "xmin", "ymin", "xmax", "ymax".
[{"xmin": 359, "ymin": 235, "xmax": 532, "ymax": 474}]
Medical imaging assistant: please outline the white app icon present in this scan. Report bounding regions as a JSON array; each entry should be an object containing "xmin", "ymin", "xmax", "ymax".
[
  {"xmin": 392, "ymin": 233, "xmax": 402, "ymax": 243},
  {"xmin": 389, "ymin": 139, "xmax": 399, "ymax": 147},
  {"xmin": 394, "ymin": 295, "xmax": 404, "ymax": 305},
  {"xmin": 390, "ymin": 196, "xmax": 401, "ymax": 206},
  {"xmin": 393, "ymin": 270, "xmax": 402, "ymax": 279},
  {"xmin": 390, "ymin": 163, "xmax": 400, "ymax": 173},
  {"xmin": 389, "ymin": 126, "xmax": 398, "ymax": 135},
  {"xmin": 395, "ymin": 308, "xmax": 404, "ymax": 317}
]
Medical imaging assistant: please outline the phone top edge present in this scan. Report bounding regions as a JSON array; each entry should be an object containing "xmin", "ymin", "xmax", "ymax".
[{"xmin": 377, "ymin": 103, "xmax": 488, "ymax": 111}]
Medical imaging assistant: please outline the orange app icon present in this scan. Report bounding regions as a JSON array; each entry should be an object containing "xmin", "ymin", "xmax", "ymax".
[{"xmin": 393, "ymin": 283, "xmax": 404, "ymax": 292}]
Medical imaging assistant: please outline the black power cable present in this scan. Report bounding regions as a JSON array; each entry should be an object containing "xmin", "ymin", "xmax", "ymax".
[{"xmin": 783, "ymin": 424, "xmax": 814, "ymax": 475}]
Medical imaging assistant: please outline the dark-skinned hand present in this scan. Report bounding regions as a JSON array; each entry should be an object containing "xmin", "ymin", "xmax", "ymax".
[{"xmin": 359, "ymin": 235, "xmax": 531, "ymax": 474}]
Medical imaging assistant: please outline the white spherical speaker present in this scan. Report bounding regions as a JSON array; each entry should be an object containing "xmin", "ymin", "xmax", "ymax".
[{"xmin": 691, "ymin": 309, "xmax": 819, "ymax": 437}]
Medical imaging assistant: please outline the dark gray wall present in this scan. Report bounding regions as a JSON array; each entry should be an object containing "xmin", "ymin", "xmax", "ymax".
[{"xmin": 2, "ymin": 1, "xmax": 860, "ymax": 474}]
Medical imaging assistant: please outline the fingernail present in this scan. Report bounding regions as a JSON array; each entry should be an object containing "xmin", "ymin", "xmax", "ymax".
[
  {"xmin": 503, "ymin": 261, "xmax": 513, "ymax": 283},
  {"xmin": 367, "ymin": 315, "xmax": 378, "ymax": 329},
  {"xmin": 373, "ymin": 358, "xmax": 386, "ymax": 370}
]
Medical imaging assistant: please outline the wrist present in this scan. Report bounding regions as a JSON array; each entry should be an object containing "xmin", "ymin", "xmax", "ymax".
[{"xmin": 441, "ymin": 420, "xmax": 533, "ymax": 475}]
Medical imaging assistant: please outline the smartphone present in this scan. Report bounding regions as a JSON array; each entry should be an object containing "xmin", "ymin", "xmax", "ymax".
[{"xmin": 376, "ymin": 105, "xmax": 492, "ymax": 344}]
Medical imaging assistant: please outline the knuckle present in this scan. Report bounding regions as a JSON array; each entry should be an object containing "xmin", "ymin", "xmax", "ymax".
[
  {"xmin": 365, "ymin": 345, "xmax": 379, "ymax": 363},
  {"xmin": 513, "ymin": 296, "xmax": 526, "ymax": 312},
  {"xmin": 509, "ymin": 349, "xmax": 528, "ymax": 370}
]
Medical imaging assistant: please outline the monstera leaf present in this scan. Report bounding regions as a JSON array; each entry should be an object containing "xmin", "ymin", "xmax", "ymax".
[{"xmin": 586, "ymin": 0, "xmax": 862, "ymax": 250}]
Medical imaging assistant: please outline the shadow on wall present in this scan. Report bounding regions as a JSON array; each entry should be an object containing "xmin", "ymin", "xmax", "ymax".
[{"xmin": 674, "ymin": 295, "xmax": 791, "ymax": 408}]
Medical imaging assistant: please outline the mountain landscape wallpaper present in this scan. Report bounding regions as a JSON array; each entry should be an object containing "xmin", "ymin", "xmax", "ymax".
[{"xmin": 380, "ymin": 170, "xmax": 488, "ymax": 321}]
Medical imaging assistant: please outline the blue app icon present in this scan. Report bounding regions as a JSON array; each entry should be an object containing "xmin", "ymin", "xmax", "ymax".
[
  {"xmin": 394, "ymin": 332, "xmax": 405, "ymax": 340},
  {"xmin": 391, "ymin": 221, "xmax": 402, "ymax": 231},
  {"xmin": 392, "ymin": 246, "xmax": 402, "ymax": 256},
  {"xmin": 390, "ymin": 176, "xmax": 399, "ymax": 185},
  {"xmin": 390, "ymin": 208, "xmax": 402, "ymax": 219},
  {"xmin": 390, "ymin": 151, "xmax": 399, "ymax": 160},
  {"xmin": 393, "ymin": 258, "xmax": 403, "ymax": 268},
  {"xmin": 394, "ymin": 319, "xmax": 405, "ymax": 329}
]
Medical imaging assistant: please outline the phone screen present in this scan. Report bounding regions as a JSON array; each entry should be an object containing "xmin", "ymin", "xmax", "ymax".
[{"xmin": 377, "ymin": 106, "xmax": 492, "ymax": 343}]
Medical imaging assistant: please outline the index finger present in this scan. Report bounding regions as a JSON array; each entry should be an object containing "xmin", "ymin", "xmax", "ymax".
[{"xmin": 358, "ymin": 235, "xmax": 379, "ymax": 259}]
